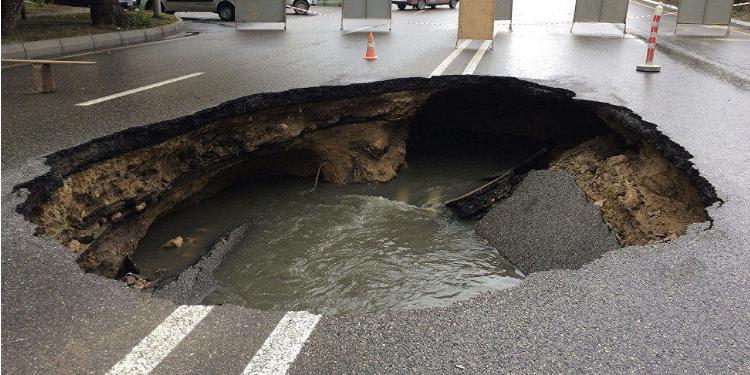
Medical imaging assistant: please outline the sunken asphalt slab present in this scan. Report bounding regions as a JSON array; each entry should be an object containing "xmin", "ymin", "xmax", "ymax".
[{"xmin": 2, "ymin": 1, "xmax": 750, "ymax": 373}]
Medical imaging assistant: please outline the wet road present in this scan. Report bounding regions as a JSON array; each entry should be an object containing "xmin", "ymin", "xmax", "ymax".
[{"xmin": 2, "ymin": 1, "xmax": 750, "ymax": 373}]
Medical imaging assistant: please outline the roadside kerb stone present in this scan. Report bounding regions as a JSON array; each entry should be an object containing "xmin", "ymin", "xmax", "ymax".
[
  {"xmin": 60, "ymin": 35, "xmax": 94, "ymax": 54},
  {"xmin": 119, "ymin": 29, "xmax": 147, "ymax": 45},
  {"xmin": 144, "ymin": 27, "xmax": 164, "ymax": 41},
  {"xmin": 1, "ymin": 43, "xmax": 26, "ymax": 59},
  {"xmin": 22, "ymin": 39, "xmax": 63, "ymax": 59},
  {"xmin": 92, "ymin": 32, "xmax": 123, "ymax": 49},
  {"xmin": 2, "ymin": 19, "xmax": 184, "ymax": 59}
]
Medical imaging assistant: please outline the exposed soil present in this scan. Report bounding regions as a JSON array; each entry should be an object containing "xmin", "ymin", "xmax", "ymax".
[
  {"xmin": 14, "ymin": 76, "xmax": 718, "ymax": 280},
  {"xmin": 551, "ymin": 135, "xmax": 708, "ymax": 246}
]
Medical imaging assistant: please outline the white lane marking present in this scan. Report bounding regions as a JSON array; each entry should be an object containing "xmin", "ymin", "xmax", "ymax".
[
  {"xmin": 462, "ymin": 26, "xmax": 500, "ymax": 75},
  {"xmin": 243, "ymin": 311, "xmax": 322, "ymax": 375},
  {"xmin": 76, "ymin": 72, "xmax": 204, "ymax": 106},
  {"xmin": 462, "ymin": 39, "xmax": 493, "ymax": 75},
  {"xmin": 429, "ymin": 39, "xmax": 471, "ymax": 77},
  {"xmin": 106, "ymin": 305, "xmax": 213, "ymax": 375}
]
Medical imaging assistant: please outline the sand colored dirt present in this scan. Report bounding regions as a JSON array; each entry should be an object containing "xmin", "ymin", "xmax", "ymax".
[{"xmin": 551, "ymin": 135, "xmax": 708, "ymax": 246}]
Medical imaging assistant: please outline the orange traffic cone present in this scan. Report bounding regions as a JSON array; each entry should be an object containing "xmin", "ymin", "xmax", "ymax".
[{"xmin": 364, "ymin": 32, "xmax": 378, "ymax": 61}]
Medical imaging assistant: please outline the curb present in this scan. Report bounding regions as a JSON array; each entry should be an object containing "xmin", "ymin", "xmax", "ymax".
[{"xmin": 1, "ymin": 18, "xmax": 186, "ymax": 60}]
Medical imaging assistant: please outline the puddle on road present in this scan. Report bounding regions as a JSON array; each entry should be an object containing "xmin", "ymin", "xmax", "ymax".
[{"xmin": 133, "ymin": 150, "xmax": 525, "ymax": 314}]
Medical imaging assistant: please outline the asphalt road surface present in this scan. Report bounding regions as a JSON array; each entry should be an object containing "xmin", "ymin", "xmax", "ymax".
[{"xmin": 2, "ymin": 0, "xmax": 750, "ymax": 373}]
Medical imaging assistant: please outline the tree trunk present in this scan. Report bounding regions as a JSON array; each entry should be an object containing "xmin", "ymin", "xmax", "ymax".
[
  {"xmin": 2, "ymin": 0, "xmax": 25, "ymax": 33},
  {"xmin": 90, "ymin": 0, "xmax": 117, "ymax": 26}
]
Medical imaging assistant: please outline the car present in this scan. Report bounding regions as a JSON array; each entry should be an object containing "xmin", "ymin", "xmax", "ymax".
[
  {"xmin": 392, "ymin": 0, "xmax": 457, "ymax": 10},
  {"xmin": 139, "ymin": 0, "xmax": 316, "ymax": 21}
]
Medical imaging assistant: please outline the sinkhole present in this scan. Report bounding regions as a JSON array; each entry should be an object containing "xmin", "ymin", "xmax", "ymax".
[{"xmin": 16, "ymin": 76, "xmax": 718, "ymax": 315}]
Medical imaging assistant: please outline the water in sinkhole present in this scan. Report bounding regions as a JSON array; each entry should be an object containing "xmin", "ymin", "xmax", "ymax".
[{"xmin": 133, "ymin": 147, "xmax": 531, "ymax": 315}]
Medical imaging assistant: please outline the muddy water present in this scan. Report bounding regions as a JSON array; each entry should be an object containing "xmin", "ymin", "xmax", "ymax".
[{"xmin": 134, "ymin": 150, "xmax": 528, "ymax": 314}]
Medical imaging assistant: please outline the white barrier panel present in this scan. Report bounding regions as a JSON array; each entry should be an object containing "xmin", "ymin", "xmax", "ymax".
[
  {"xmin": 572, "ymin": 0, "xmax": 629, "ymax": 30},
  {"xmin": 495, "ymin": 0, "xmax": 513, "ymax": 21},
  {"xmin": 341, "ymin": 0, "xmax": 392, "ymax": 30},
  {"xmin": 457, "ymin": 0, "xmax": 495, "ymax": 45},
  {"xmin": 235, "ymin": 0, "xmax": 286, "ymax": 29},
  {"xmin": 676, "ymin": 0, "xmax": 733, "ymax": 26}
]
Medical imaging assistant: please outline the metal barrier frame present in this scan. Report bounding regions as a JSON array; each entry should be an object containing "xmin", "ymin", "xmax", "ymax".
[
  {"xmin": 340, "ymin": 0, "xmax": 392, "ymax": 31},
  {"xmin": 495, "ymin": 0, "xmax": 514, "ymax": 31},
  {"xmin": 570, "ymin": 0, "xmax": 630, "ymax": 35},
  {"xmin": 234, "ymin": 0, "xmax": 287, "ymax": 30},
  {"xmin": 675, "ymin": 0, "xmax": 733, "ymax": 35},
  {"xmin": 455, "ymin": 0, "xmax": 496, "ymax": 48}
]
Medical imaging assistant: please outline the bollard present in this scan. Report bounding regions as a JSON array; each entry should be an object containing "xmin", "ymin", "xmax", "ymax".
[{"xmin": 637, "ymin": 3, "xmax": 663, "ymax": 72}]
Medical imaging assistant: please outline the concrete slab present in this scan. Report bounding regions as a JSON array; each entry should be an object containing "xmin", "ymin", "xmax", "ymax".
[
  {"xmin": 92, "ymin": 32, "xmax": 122, "ymax": 49},
  {"xmin": 119, "ymin": 29, "xmax": 146, "ymax": 45},
  {"xmin": 1, "ymin": 43, "xmax": 26, "ymax": 59},
  {"xmin": 60, "ymin": 35, "xmax": 94, "ymax": 55},
  {"xmin": 23, "ymin": 39, "xmax": 63, "ymax": 59}
]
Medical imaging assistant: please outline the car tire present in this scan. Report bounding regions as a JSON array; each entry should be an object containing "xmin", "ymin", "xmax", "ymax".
[
  {"xmin": 430, "ymin": 4, "xmax": 436, "ymax": 8},
  {"xmin": 218, "ymin": 2, "xmax": 234, "ymax": 21},
  {"xmin": 416, "ymin": 0, "xmax": 426, "ymax": 10},
  {"xmin": 292, "ymin": 0, "xmax": 310, "ymax": 15},
  {"xmin": 397, "ymin": 3, "xmax": 406, "ymax": 10},
  {"xmin": 448, "ymin": 0, "xmax": 457, "ymax": 8}
]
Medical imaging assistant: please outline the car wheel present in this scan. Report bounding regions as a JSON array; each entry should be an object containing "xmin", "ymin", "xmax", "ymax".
[
  {"xmin": 292, "ymin": 0, "xmax": 310, "ymax": 15},
  {"xmin": 397, "ymin": 3, "xmax": 406, "ymax": 10},
  {"xmin": 416, "ymin": 0, "xmax": 426, "ymax": 10},
  {"xmin": 218, "ymin": 2, "xmax": 234, "ymax": 21},
  {"xmin": 448, "ymin": 0, "xmax": 457, "ymax": 8},
  {"xmin": 430, "ymin": 4, "xmax": 436, "ymax": 8}
]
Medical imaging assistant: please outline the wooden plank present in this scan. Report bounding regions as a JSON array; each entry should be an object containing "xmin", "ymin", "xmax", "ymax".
[
  {"xmin": 458, "ymin": 0, "xmax": 496, "ymax": 41},
  {"xmin": 2, "ymin": 59, "xmax": 95, "ymax": 65}
]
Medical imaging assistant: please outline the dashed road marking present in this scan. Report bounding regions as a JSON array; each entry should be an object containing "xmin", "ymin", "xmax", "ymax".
[
  {"xmin": 106, "ymin": 305, "xmax": 213, "ymax": 375},
  {"xmin": 463, "ymin": 39, "xmax": 493, "ymax": 75},
  {"xmin": 429, "ymin": 39, "xmax": 471, "ymax": 77},
  {"xmin": 463, "ymin": 26, "xmax": 500, "ymax": 75},
  {"xmin": 243, "ymin": 311, "xmax": 321, "ymax": 375},
  {"xmin": 76, "ymin": 72, "xmax": 204, "ymax": 106}
]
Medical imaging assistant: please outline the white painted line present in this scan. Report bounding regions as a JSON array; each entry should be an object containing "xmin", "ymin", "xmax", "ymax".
[
  {"xmin": 462, "ymin": 25, "xmax": 500, "ymax": 75},
  {"xmin": 463, "ymin": 39, "xmax": 493, "ymax": 75},
  {"xmin": 429, "ymin": 39, "xmax": 471, "ymax": 77},
  {"xmin": 243, "ymin": 311, "xmax": 322, "ymax": 375},
  {"xmin": 106, "ymin": 305, "xmax": 213, "ymax": 375},
  {"xmin": 76, "ymin": 72, "xmax": 204, "ymax": 106}
]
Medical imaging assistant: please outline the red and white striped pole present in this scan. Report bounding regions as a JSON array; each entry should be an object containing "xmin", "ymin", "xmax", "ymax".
[{"xmin": 637, "ymin": 2, "xmax": 663, "ymax": 72}]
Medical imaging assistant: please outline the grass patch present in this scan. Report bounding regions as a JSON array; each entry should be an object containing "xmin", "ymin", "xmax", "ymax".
[{"xmin": 2, "ymin": 11, "xmax": 177, "ymax": 43}]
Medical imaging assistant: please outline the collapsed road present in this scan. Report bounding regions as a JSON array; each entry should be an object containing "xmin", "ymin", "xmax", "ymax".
[
  {"xmin": 2, "ymin": 7, "xmax": 750, "ymax": 368},
  {"xmin": 15, "ymin": 76, "xmax": 714, "ymax": 290}
]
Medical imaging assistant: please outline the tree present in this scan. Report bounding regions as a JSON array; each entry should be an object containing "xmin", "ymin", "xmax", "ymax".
[
  {"xmin": 2, "ymin": 0, "xmax": 25, "ymax": 33},
  {"xmin": 90, "ymin": 0, "xmax": 127, "ymax": 27}
]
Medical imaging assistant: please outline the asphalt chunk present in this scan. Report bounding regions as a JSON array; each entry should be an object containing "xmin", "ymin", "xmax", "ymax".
[{"xmin": 478, "ymin": 169, "xmax": 620, "ymax": 274}]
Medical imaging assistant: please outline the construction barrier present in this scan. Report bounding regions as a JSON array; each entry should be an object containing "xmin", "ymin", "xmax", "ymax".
[
  {"xmin": 457, "ymin": 0, "xmax": 496, "ymax": 47},
  {"xmin": 636, "ymin": 2, "xmax": 663, "ymax": 72},
  {"xmin": 495, "ymin": 0, "xmax": 513, "ymax": 31},
  {"xmin": 676, "ymin": 0, "xmax": 733, "ymax": 34},
  {"xmin": 235, "ymin": 0, "xmax": 287, "ymax": 29},
  {"xmin": 341, "ymin": 0, "xmax": 392, "ymax": 30},
  {"xmin": 571, "ymin": 0, "xmax": 630, "ymax": 33}
]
